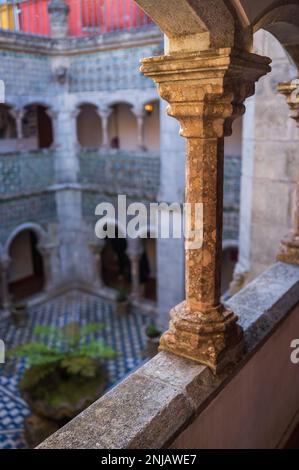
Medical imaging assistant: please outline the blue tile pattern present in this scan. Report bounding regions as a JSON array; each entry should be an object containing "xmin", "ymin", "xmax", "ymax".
[{"xmin": 0, "ymin": 291, "xmax": 150, "ymax": 449}]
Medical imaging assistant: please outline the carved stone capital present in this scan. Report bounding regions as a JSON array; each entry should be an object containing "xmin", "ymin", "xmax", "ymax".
[
  {"xmin": 141, "ymin": 48, "xmax": 271, "ymax": 138},
  {"xmin": 278, "ymin": 79, "xmax": 299, "ymax": 126}
]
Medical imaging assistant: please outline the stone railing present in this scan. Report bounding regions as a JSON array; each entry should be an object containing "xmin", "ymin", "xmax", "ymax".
[
  {"xmin": 78, "ymin": 149, "xmax": 160, "ymax": 200},
  {"xmin": 39, "ymin": 262, "xmax": 299, "ymax": 449},
  {"xmin": 0, "ymin": 149, "xmax": 55, "ymax": 197}
]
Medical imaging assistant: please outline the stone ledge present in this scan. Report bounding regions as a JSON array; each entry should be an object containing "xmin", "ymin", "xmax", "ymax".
[{"xmin": 38, "ymin": 262, "xmax": 299, "ymax": 449}]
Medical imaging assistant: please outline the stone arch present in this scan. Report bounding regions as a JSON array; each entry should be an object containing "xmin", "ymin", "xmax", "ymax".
[
  {"xmin": 129, "ymin": 225, "xmax": 158, "ymax": 301},
  {"xmin": 134, "ymin": 0, "xmax": 235, "ymax": 52},
  {"xmin": 0, "ymin": 104, "xmax": 17, "ymax": 149},
  {"xmin": 4, "ymin": 222, "xmax": 48, "ymax": 257},
  {"xmin": 4, "ymin": 223, "xmax": 49, "ymax": 301},
  {"xmin": 77, "ymin": 103, "xmax": 103, "ymax": 148},
  {"xmin": 22, "ymin": 102, "xmax": 53, "ymax": 149},
  {"xmin": 98, "ymin": 220, "xmax": 131, "ymax": 292},
  {"xmin": 76, "ymin": 103, "xmax": 103, "ymax": 148}
]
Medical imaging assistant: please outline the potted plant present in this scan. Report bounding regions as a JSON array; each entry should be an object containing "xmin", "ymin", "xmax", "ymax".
[
  {"xmin": 144, "ymin": 323, "xmax": 161, "ymax": 358},
  {"xmin": 10, "ymin": 322, "xmax": 116, "ymax": 447},
  {"xmin": 116, "ymin": 286, "xmax": 130, "ymax": 315}
]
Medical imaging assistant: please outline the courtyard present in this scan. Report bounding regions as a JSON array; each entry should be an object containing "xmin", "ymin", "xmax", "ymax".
[{"xmin": 0, "ymin": 292, "xmax": 150, "ymax": 448}]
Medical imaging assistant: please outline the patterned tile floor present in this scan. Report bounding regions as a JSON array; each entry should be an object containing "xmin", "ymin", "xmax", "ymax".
[{"xmin": 0, "ymin": 291, "xmax": 150, "ymax": 449}]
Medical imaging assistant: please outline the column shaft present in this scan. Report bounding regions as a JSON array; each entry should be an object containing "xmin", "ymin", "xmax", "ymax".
[{"xmin": 141, "ymin": 48, "xmax": 271, "ymax": 371}]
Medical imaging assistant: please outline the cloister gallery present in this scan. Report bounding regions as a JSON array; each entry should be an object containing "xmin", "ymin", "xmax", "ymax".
[{"xmin": 0, "ymin": 0, "xmax": 299, "ymax": 450}]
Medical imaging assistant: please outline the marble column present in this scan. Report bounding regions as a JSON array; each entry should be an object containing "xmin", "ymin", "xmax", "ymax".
[
  {"xmin": 99, "ymin": 107, "xmax": 112, "ymax": 149},
  {"xmin": 141, "ymin": 48, "xmax": 271, "ymax": 372},
  {"xmin": 127, "ymin": 238, "xmax": 143, "ymax": 301},
  {"xmin": 133, "ymin": 106, "xmax": 146, "ymax": 150},
  {"xmin": 277, "ymin": 79, "xmax": 299, "ymax": 264}
]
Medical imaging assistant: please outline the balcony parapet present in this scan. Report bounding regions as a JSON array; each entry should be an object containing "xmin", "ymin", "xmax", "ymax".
[
  {"xmin": 78, "ymin": 149, "xmax": 160, "ymax": 200},
  {"xmin": 0, "ymin": 25, "xmax": 161, "ymax": 56},
  {"xmin": 38, "ymin": 262, "xmax": 299, "ymax": 449}
]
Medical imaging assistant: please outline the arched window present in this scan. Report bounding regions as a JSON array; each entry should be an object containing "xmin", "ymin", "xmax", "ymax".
[
  {"xmin": 143, "ymin": 100, "xmax": 160, "ymax": 151},
  {"xmin": 22, "ymin": 104, "xmax": 53, "ymax": 150},
  {"xmin": 108, "ymin": 103, "xmax": 138, "ymax": 150},
  {"xmin": 77, "ymin": 104, "xmax": 103, "ymax": 148},
  {"xmin": 8, "ymin": 229, "xmax": 45, "ymax": 301}
]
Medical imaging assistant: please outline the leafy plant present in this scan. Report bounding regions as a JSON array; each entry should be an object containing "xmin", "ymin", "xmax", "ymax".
[
  {"xmin": 146, "ymin": 324, "xmax": 161, "ymax": 339},
  {"xmin": 8, "ymin": 323, "xmax": 116, "ymax": 423},
  {"xmin": 10, "ymin": 323, "xmax": 115, "ymax": 375}
]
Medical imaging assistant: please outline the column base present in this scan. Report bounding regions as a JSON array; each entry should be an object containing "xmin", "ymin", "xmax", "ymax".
[
  {"xmin": 277, "ymin": 235, "xmax": 299, "ymax": 265},
  {"xmin": 159, "ymin": 301, "xmax": 244, "ymax": 373}
]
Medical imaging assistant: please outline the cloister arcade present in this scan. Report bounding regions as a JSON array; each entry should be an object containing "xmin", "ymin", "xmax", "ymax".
[
  {"xmin": 76, "ymin": 99, "xmax": 160, "ymax": 151},
  {"xmin": 0, "ymin": 102, "xmax": 53, "ymax": 152}
]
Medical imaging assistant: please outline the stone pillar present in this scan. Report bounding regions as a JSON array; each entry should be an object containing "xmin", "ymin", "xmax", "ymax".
[
  {"xmin": 90, "ymin": 240, "xmax": 105, "ymax": 288},
  {"xmin": 15, "ymin": 109, "xmax": 24, "ymax": 140},
  {"xmin": 133, "ymin": 106, "xmax": 146, "ymax": 150},
  {"xmin": 52, "ymin": 105, "xmax": 79, "ymax": 183},
  {"xmin": 141, "ymin": 48, "xmax": 271, "ymax": 371},
  {"xmin": 38, "ymin": 243, "xmax": 55, "ymax": 292},
  {"xmin": 127, "ymin": 238, "xmax": 143, "ymax": 300},
  {"xmin": 52, "ymin": 99, "xmax": 95, "ymax": 285},
  {"xmin": 99, "ymin": 107, "xmax": 112, "ymax": 149},
  {"xmin": 277, "ymin": 79, "xmax": 299, "ymax": 264},
  {"xmin": 0, "ymin": 255, "xmax": 11, "ymax": 314},
  {"xmin": 48, "ymin": 0, "xmax": 69, "ymax": 39}
]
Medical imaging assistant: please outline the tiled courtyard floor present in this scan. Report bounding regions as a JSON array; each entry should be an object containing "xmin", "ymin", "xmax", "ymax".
[{"xmin": 0, "ymin": 291, "xmax": 150, "ymax": 449}]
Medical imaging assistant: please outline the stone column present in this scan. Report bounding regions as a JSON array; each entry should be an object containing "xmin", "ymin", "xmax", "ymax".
[
  {"xmin": 52, "ymin": 100, "xmax": 95, "ymax": 285},
  {"xmin": 141, "ymin": 48, "xmax": 271, "ymax": 372},
  {"xmin": 99, "ymin": 107, "xmax": 112, "ymax": 149},
  {"xmin": 127, "ymin": 238, "xmax": 143, "ymax": 300},
  {"xmin": 52, "ymin": 105, "xmax": 79, "ymax": 183},
  {"xmin": 90, "ymin": 240, "xmax": 105, "ymax": 288},
  {"xmin": 0, "ymin": 255, "xmax": 11, "ymax": 314},
  {"xmin": 15, "ymin": 109, "xmax": 24, "ymax": 140},
  {"xmin": 277, "ymin": 79, "xmax": 299, "ymax": 264},
  {"xmin": 133, "ymin": 106, "xmax": 146, "ymax": 150},
  {"xmin": 48, "ymin": 0, "xmax": 69, "ymax": 39},
  {"xmin": 38, "ymin": 243, "xmax": 55, "ymax": 292}
]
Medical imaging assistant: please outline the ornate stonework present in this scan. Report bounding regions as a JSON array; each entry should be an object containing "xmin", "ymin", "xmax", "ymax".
[
  {"xmin": 141, "ymin": 48, "xmax": 271, "ymax": 372},
  {"xmin": 277, "ymin": 80, "xmax": 299, "ymax": 265}
]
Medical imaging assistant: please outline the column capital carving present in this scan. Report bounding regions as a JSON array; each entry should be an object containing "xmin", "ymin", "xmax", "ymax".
[
  {"xmin": 141, "ymin": 48, "xmax": 271, "ymax": 138},
  {"xmin": 98, "ymin": 106, "xmax": 113, "ymax": 119},
  {"xmin": 278, "ymin": 79, "xmax": 299, "ymax": 126}
]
